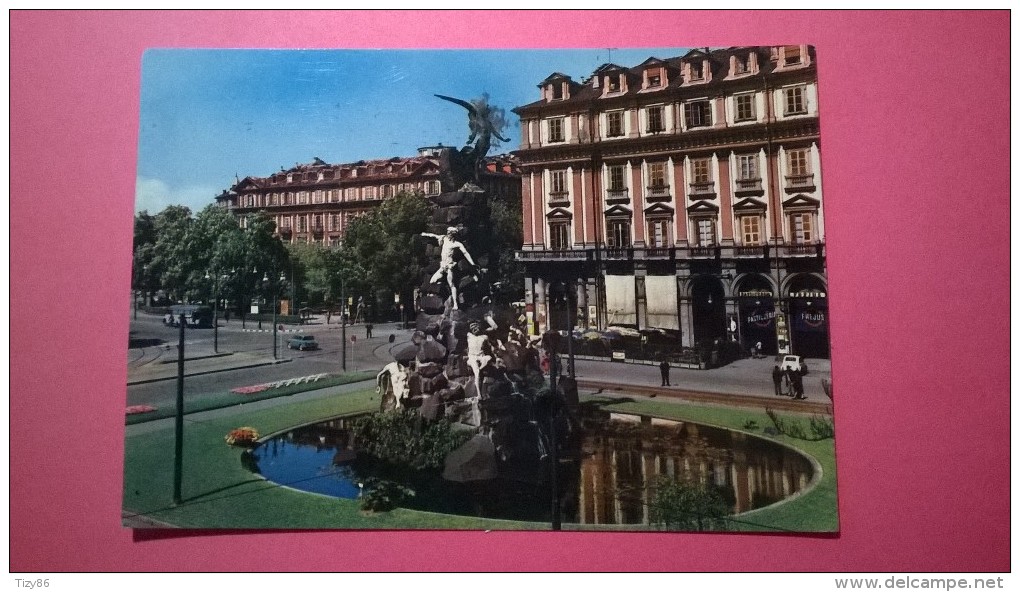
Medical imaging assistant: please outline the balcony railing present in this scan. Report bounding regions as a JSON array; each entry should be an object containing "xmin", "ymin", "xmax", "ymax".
[
  {"xmin": 734, "ymin": 178, "xmax": 763, "ymax": 195},
  {"xmin": 606, "ymin": 188, "xmax": 629, "ymax": 203},
  {"xmin": 644, "ymin": 246, "xmax": 674, "ymax": 259},
  {"xmin": 646, "ymin": 185, "xmax": 671, "ymax": 201},
  {"xmin": 688, "ymin": 181, "xmax": 716, "ymax": 198},
  {"xmin": 689, "ymin": 246, "xmax": 718, "ymax": 258},
  {"xmin": 604, "ymin": 247, "xmax": 633, "ymax": 260},
  {"xmin": 783, "ymin": 243, "xmax": 821, "ymax": 257},
  {"xmin": 548, "ymin": 191, "xmax": 570, "ymax": 204},
  {"xmin": 734, "ymin": 245, "xmax": 766, "ymax": 258},
  {"xmin": 515, "ymin": 249, "xmax": 592, "ymax": 262},
  {"xmin": 311, "ymin": 224, "xmax": 324, "ymax": 235},
  {"xmin": 785, "ymin": 174, "xmax": 816, "ymax": 192}
]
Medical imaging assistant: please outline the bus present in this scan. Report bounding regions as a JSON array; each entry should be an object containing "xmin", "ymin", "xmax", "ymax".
[{"xmin": 165, "ymin": 305, "xmax": 214, "ymax": 328}]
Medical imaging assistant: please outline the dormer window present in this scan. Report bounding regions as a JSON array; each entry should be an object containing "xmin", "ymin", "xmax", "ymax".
[
  {"xmin": 607, "ymin": 74, "xmax": 622, "ymax": 93},
  {"xmin": 784, "ymin": 45, "xmax": 802, "ymax": 65},
  {"xmin": 730, "ymin": 51, "xmax": 759, "ymax": 77},
  {"xmin": 648, "ymin": 73, "xmax": 661, "ymax": 87},
  {"xmin": 286, "ymin": 173, "xmax": 293, "ymax": 183},
  {"xmin": 541, "ymin": 74, "xmax": 573, "ymax": 102},
  {"xmin": 734, "ymin": 54, "xmax": 750, "ymax": 74},
  {"xmin": 689, "ymin": 61, "xmax": 705, "ymax": 81}
]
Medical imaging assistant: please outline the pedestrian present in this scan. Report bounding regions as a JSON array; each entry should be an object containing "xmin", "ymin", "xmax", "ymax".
[
  {"xmin": 790, "ymin": 367, "xmax": 805, "ymax": 399},
  {"xmin": 224, "ymin": 309, "xmax": 230, "ymax": 322},
  {"xmin": 772, "ymin": 364, "xmax": 783, "ymax": 396},
  {"xmin": 366, "ymin": 323, "xmax": 373, "ymax": 338},
  {"xmin": 755, "ymin": 341, "xmax": 763, "ymax": 359},
  {"xmin": 659, "ymin": 358, "xmax": 671, "ymax": 387}
]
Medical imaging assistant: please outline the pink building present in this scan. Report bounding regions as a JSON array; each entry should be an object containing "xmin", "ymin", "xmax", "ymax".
[
  {"xmin": 512, "ymin": 46, "xmax": 828, "ymax": 358},
  {"xmin": 216, "ymin": 148, "xmax": 520, "ymax": 246}
]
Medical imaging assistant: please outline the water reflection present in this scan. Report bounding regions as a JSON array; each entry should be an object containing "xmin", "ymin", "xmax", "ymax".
[
  {"xmin": 249, "ymin": 414, "xmax": 814, "ymax": 526},
  {"xmin": 574, "ymin": 415, "xmax": 813, "ymax": 525}
]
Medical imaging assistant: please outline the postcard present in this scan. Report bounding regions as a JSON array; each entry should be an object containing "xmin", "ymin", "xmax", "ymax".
[{"xmin": 125, "ymin": 46, "xmax": 836, "ymax": 532}]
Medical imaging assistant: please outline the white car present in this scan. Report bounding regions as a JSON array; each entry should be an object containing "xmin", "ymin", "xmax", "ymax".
[{"xmin": 779, "ymin": 355, "xmax": 808, "ymax": 375}]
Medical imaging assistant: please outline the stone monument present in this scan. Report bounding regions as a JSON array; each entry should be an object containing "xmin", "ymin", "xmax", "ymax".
[{"xmin": 374, "ymin": 94, "xmax": 578, "ymax": 485}]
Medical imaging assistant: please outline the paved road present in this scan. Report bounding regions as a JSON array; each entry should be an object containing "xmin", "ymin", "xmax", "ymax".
[
  {"xmin": 126, "ymin": 312, "xmax": 413, "ymax": 408},
  {"xmin": 126, "ymin": 312, "xmax": 833, "ymax": 409}
]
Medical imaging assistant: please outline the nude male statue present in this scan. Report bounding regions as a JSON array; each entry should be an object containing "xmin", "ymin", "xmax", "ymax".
[{"xmin": 421, "ymin": 226, "xmax": 477, "ymax": 310}]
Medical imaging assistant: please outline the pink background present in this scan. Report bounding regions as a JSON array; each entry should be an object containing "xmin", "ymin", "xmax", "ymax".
[{"xmin": 10, "ymin": 11, "xmax": 1010, "ymax": 572}]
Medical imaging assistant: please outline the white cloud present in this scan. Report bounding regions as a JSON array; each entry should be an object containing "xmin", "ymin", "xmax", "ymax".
[{"xmin": 135, "ymin": 176, "xmax": 221, "ymax": 214}]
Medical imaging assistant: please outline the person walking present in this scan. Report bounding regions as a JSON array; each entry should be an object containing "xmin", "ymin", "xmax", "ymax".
[
  {"xmin": 659, "ymin": 358, "xmax": 671, "ymax": 387},
  {"xmin": 366, "ymin": 323, "xmax": 373, "ymax": 339},
  {"xmin": 772, "ymin": 364, "xmax": 783, "ymax": 396},
  {"xmin": 790, "ymin": 366, "xmax": 805, "ymax": 399}
]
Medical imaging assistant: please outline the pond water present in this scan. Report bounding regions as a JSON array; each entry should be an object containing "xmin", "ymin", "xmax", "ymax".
[{"xmin": 249, "ymin": 413, "xmax": 814, "ymax": 526}]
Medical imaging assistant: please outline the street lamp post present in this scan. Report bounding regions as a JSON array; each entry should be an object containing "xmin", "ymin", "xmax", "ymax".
[
  {"xmin": 172, "ymin": 311, "xmax": 186, "ymax": 505},
  {"xmin": 563, "ymin": 281, "xmax": 576, "ymax": 379},
  {"xmin": 266, "ymin": 272, "xmax": 286, "ymax": 360},
  {"xmin": 340, "ymin": 276, "xmax": 347, "ymax": 372},
  {"xmin": 548, "ymin": 341, "xmax": 562, "ymax": 531},
  {"xmin": 205, "ymin": 271, "xmax": 223, "ymax": 354}
]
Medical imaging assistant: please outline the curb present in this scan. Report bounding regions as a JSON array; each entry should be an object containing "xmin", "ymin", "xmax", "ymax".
[
  {"xmin": 127, "ymin": 358, "xmax": 292, "ymax": 386},
  {"xmin": 576, "ymin": 379, "xmax": 832, "ymax": 413}
]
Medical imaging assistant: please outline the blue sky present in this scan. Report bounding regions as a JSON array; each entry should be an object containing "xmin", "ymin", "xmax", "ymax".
[{"xmin": 135, "ymin": 47, "xmax": 692, "ymax": 214}]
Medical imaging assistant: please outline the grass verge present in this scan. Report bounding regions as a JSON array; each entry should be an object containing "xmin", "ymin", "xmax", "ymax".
[
  {"xmin": 122, "ymin": 390, "xmax": 837, "ymax": 532},
  {"xmin": 125, "ymin": 371, "xmax": 376, "ymax": 425}
]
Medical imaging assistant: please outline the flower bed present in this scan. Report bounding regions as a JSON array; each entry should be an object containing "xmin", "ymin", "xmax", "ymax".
[
  {"xmin": 225, "ymin": 426, "xmax": 260, "ymax": 447},
  {"xmin": 126, "ymin": 405, "xmax": 157, "ymax": 415},
  {"xmin": 231, "ymin": 385, "xmax": 270, "ymax": 395}
]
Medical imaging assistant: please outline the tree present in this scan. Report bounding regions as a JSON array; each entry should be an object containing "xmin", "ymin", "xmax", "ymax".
[
  {"xmin": 132, "ymin": 211, "xmax": 160, "ymax": 304},
  {"xmin": 130, "ymin": 205, "xmax": 290, "ymax": 314},
  {"xmin": 148, "ymin": 205, "xmax": 193, "ymax": 302},
  {"xmin": 486, "ymin": 193, "xmax": 525, "ymax": 303},
  {"xmin": 338, "ymin": 192, "xmax": 433, "ymax": 317}
]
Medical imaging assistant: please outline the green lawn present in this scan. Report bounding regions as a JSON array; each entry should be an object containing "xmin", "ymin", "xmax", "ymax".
[
  {"xmin": 123, "ymin": 389, "xmax": 837, "ymax": 531},
  {"xmin": 125, "ymin": 371, "xmax": 376, "ymax": 425}
]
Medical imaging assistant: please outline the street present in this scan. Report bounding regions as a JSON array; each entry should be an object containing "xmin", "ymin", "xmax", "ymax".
[
  {"xmin": 126, "ymin": 312, "xmax": 413, "ymax": 408},
  {"xmin": 126, "ymin": 312, "xmax": 832, "ymax": 410}
]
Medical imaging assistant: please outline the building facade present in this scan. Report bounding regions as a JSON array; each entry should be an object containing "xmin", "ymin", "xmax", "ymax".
[
  {"xmin": 216, "ymin": 148, "xmax": 520, "ymax": 246},
  {"xmin": 512, "ymin": 46, "xmax": 828, "ymax": 358}
]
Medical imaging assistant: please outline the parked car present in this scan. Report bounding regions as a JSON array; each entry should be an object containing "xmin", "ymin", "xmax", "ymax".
[
  {"xmin": 288, "ymin": 335, "xmax": 319, "ymax": 351},
  {"xmin": 779, "ymin": 354, "xmax": 808, "ymax": 375}
]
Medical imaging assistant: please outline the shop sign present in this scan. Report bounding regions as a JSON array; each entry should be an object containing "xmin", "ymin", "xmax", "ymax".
[
  {"xmin": 746, "ymin": 308, "xmax": 776, "ymax": 328},
  {"xmin": 795, "ymin": 309, "xmax": 827, "ymax": 332}
]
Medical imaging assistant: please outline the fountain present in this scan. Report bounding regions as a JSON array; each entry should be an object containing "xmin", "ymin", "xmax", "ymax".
[{"xmin": 373, "ymin": 94, "xmax": 576, "ymax": 488}]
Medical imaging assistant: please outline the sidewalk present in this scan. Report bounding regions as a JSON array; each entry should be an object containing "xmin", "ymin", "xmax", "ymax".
[{"xmin": 571, "ymin": 355, "xmax": 832, "ymax": 404}]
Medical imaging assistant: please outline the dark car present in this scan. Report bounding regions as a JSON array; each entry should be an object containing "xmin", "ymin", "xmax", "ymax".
[{"xmin": 288, "ymin": 335, "xmax": 319, "ymax": 351}]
